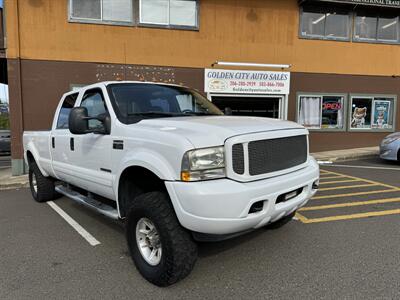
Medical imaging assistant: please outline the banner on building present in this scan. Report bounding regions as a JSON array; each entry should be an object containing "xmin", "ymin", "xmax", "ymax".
[
  {"xmin": 303, "ymin": 0, "xmax": 400, "ymax": 8},
  {"xmin": 204, "ymin": 69, "xmax": 290, "ymax": 94}
]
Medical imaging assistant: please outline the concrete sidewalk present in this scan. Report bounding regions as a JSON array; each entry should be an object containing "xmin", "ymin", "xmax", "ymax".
[
  {"xmin": 0, "ymin": 167, "xmax": 29, "ymax": 191},
  {"xmin": 0, "ymin": 146, "xmax": 380, "ymax": 190}
]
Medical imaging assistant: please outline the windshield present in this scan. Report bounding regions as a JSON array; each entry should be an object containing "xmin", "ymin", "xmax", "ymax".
[{"xmin": 107, "ymin": 83, "xmax": 223, "ymax": 124}]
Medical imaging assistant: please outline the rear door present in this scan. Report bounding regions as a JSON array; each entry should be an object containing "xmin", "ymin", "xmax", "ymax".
[
  {"xmin": 51, "ymin": 92, "xmax": 79, "ymax": 182},
  {"xmin": 73, "ymin": 88, "xmax": 114, "ymax": 199}
]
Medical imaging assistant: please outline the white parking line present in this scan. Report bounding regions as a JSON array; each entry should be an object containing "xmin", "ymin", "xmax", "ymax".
[
  {"xmin": 47, "ymin": 201, "xmax": 101, "ymax": 246},
  {"xmin": 322, "ymin": 164, "xmax": 400, "ymax": 171}
]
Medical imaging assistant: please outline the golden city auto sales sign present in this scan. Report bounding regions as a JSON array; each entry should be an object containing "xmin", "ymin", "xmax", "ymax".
[{"xmin": 204, "ymin": 69, "xmax": 290, "ymax": 95}]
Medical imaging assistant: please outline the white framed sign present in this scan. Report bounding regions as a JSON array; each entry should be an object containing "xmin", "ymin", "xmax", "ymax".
[{"xmin": 205, "ymin": 68, "xmax": 290, "ymax": 95}]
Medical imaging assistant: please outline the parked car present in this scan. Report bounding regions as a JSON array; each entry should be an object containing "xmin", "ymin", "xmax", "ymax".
[
  {"xmin": 23, "ymin": 81, "xmax": 319, "ymax": 286},
  {"xmin": 380, "ymin": 132, "xmax": 400, "ymax": 161},
  {"xmin": 0, "ymin": 130, "xmax": 10, "ymax": 154}
]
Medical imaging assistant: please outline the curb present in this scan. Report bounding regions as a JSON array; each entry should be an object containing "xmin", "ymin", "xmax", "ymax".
[
  {"xmin": 0, "ymin": 175, "xmax": 29, "ymax": 191},
  {"xmin": 311, "ymin": 151, "xmax": 379, "ymax": 163}
]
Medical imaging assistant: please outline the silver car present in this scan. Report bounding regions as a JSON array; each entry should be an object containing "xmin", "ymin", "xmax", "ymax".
[
  {"xmin": 380, "ymin": 132, "xmax": 400, "ymax": 161},
  {"xmin": 0, "ymin": 130, "xmax": 10, "ymax": 154}
]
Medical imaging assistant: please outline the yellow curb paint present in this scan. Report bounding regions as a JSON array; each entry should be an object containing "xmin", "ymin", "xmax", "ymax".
[
  {"xmin": 318, "ymin": 183, "xmax": 380, "ymax": 192},
  {"xmin": 300, "ymin": 209, "xmax": 400, "ymax": 224},
  {"xmin": 312, "ymin": 189, "xmax": 399, "ymax": 200},
  {"xmin": 300, "ymin": 197, "xmax": 400, "ymax": 211}
]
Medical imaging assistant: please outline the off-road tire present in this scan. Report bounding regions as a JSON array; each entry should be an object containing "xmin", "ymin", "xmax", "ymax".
[
  {"xmin": 126, "ymin": 191, "xmax": 198, "ymax": 287},
  {"xmin": 266, "ymin": 211, "xmax": 296, "ymax": 230},
  {"xmin": 29, "ymin": 161, "xmax": 59, "ymax": 202}
]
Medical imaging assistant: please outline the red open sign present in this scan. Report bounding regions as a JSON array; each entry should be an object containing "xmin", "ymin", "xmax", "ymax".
[{"xmin": 323, "ymin": 102, "xmax": 342, "ymax": 111}]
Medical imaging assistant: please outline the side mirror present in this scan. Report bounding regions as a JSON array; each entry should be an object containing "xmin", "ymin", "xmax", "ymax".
[
  {"xmin": 96, "ymin": 113, "xmax": 111, "ymax": 135},
  {"xmin": 69, "ymin": 107, "xmax": 111, "ymax": 135},
  {"xmin": 224, "ymin": 107, "xmax": 233, "ymax": 115},
  {"xmin": 69, "ymin": 107, "xmax": 89, "ymax": 135}
]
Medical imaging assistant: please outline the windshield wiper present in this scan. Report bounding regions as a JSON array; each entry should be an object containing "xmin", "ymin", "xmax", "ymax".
[
  {"xmin": 182, "ymin": 112, "xmax": 215, "ymax": 116},
  {"xmin": 127, "ymin": 111, "xmax": 184, "ymax": 117}
]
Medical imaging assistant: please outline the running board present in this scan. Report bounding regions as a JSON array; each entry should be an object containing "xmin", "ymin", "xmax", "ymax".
[{"xmin": 55, "ymin": 185, "xmax": 119, "ymax": 220}]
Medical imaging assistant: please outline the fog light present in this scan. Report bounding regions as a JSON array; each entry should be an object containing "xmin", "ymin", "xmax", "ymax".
[{"xmin": 312, "ymin": 180, "xmax": 319, "ymax": 190}]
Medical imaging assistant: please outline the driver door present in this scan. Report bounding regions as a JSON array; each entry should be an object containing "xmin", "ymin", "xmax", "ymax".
[{"xmin": 73, "ymin": 88, "xmax": 114, "ymax": 200}]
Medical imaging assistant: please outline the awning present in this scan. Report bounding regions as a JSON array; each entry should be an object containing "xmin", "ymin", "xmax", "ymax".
[{"xmin": 299, "ymin": 0, "xmax": 400, "ymax": 8}]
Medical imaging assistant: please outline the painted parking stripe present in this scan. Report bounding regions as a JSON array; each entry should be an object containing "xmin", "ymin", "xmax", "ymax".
[
  {"xmin": 296, "ymin": 209, "xmax": 400, "ymax": 224},
  {"xmin": 320, "ymin": 169, "xmax": 400, "ymax": 190},
  {"xmin": 318, "ymin": 183, "xmax": 379, "ymax": 192},
  {"xmin": 323, "ymin": 164, "xmax": 400, "ymax": 171},
  {"xmin": 319, "ymin": 179, "xmax": 360, "ymax": 185},
  {"xmin": 300, "ymin": 197, "xmax": 400, "ymax": 212},
  {"xmin": 47, "ymin": 201, "xmax": 101, "ymax": 246},
  {"xmin": 312, "ymin": 189, "xmax": 399, "ymax": 200},
  {"xmin": 319, "ymin": 175, "xmax": 347, "ymax": 180}
]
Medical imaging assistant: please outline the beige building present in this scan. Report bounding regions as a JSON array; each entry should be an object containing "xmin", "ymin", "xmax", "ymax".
[{"xmin": 5, "ymin": 0, "xmax": 400, "ymax": 174}]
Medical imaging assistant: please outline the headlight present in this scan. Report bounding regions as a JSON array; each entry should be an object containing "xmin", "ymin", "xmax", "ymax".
[
  {"xmin": 181, "ymin": 146, "xmax": 225, "ymax": 181},
  {"xmin": 383, "ymin": 137, "xmax": 400, "ymax": 145}
]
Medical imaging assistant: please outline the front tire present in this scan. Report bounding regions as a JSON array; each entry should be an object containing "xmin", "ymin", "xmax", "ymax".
[
  {"xmin": 29, "ymin": 161, "xmax": 59, "ymax": 202},
  {"xmin": 126, "ymin": 192, "xmax": 198, "ymax": 287}
]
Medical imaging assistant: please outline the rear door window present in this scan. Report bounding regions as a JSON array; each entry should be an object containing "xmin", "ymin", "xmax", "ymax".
[{"xmin": 56, "ymin": 93, "xmax": 78, "ymax": 129}]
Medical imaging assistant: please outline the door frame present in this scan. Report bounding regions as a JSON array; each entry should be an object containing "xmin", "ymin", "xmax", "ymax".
[{"xmin": 207, "ymin": 93, "xmax": 288, "ymax": 120}]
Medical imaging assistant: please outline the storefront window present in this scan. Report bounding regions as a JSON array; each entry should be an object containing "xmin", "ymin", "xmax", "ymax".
[
  {"xmin": 140, "ymin": 0, "xmax": 198, "ymax": 28},
  {"xmin": 350, "ymin": 96, "xmax": 395, "ymax": 130},
  {"xmin": 300, "ymin": 6, "xmax": 350, "ymax": 40},
  {"xmin": 298, "ymin": 95, "xmax": 345, "ymax": 130}
]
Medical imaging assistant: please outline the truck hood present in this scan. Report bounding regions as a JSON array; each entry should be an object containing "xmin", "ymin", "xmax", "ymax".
[{"xmin": 138, "ymin": 116, "xmax": 307, "ymax": 148}]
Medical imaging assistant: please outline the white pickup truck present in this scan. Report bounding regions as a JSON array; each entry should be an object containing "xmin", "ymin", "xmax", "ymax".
[{"xmin": 23, "ymin": 81, "xmax": 319, "ymax": 286}]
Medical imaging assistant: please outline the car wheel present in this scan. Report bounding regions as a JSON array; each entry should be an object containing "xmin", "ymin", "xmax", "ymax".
[
  {"xmin": 126, "ymin": 191, "xmax": 198, "ymax": 287},
  {"xmin": 266, "ymin": 211, "xmax": 296, "ymax": 230},
  {"xmin": 29, "ymin": 161, "xmax": 59, "ymax": 202}
]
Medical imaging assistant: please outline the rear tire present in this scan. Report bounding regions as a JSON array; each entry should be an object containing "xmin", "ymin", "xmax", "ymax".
[
  {"xmin": 126, "ymin": 192, "xmax": 198, "ymax": 287},
  {"xmin": 266, "ymin": 211, "xmax": 296, "ymax": 230},
  {"xmin": 29, "ymin": 161, "xmax": 59, "ymax": 202}
]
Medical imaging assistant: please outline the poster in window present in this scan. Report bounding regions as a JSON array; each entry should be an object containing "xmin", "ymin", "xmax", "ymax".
[
  {"xmin": 351, "ymin": 98, "xmax": 372, "ymax": 129},
  {"xmin": 372, "ymin": 100, "xmax": 391, "ymax": 129}
]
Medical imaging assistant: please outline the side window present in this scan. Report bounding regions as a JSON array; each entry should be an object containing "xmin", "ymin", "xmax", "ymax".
[
  {"xmin": 80, "ymin": 89, "xmax": 108, "ymax": 130},
  {"xmin": 56, "ymin": 93, "xmax": 78, "ymax": 129}
]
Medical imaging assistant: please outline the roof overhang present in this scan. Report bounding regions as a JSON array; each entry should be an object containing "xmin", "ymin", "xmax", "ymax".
[{"xmin": 299, "ymin": 0, "xmax": 400, "ymax": 8}]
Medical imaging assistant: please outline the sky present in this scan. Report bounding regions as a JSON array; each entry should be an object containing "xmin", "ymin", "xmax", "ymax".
[{"xmin": 0, "ymin": 84, "xmax": 9, "ymax": 103}]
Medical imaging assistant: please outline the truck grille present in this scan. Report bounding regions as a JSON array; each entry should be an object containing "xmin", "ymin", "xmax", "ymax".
[{"xmin": 232, "ymin": 135, "xmax": 308, "ymax": 176}]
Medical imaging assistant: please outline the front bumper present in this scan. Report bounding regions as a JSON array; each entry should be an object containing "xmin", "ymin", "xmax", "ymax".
[
  {"xmin": 379, "ymin": 143, "xmax": 398, "ymax": 161},
  {"xmin": 166, "ymin": 157, "xmax": 319, "ymax": 235}
]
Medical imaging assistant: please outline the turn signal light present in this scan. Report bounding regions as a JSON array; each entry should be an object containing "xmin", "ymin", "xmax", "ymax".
[{"xmin": 181, "ymin": 171, "xmax": 191, "ymax": 182}]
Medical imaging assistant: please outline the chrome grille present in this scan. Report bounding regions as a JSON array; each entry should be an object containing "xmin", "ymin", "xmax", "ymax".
[{"xmin": 232, "ymin": 135, "xmax": 307, "ymax": 176}]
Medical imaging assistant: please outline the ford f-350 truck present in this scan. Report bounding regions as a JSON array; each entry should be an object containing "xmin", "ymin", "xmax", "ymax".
[{"xmin": 23, "ymin": 81, "xmax": 319, "ymax": 286}]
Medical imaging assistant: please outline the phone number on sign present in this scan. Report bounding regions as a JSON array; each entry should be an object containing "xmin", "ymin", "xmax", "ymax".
[{"xmin": 229, "ymin": 81, "xmax": 285, "ymax": 88}]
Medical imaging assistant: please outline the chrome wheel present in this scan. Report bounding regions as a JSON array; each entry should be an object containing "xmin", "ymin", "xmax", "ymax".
[
  {"xmin": 136, "ymin": 218, "xmax": 162, "ymax": 266},
  {"xmin": 32, "ymin": 173, "xmax": 38, "ymax": 193}
]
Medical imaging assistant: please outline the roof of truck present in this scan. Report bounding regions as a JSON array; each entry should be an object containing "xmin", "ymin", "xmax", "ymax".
[{"xmin": 62, "ymin": 81, "xmax": 195, "ymax": 98}]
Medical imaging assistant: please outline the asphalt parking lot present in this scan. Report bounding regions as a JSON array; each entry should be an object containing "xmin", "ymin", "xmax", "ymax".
[{"xmin": 1, "ymin": 157, "xmax": 400, "ymax": 299}]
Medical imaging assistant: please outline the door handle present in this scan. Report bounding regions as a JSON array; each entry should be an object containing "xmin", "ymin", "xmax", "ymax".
[
  {"xmin": 52, "ymin": 137, "xmax": 55, "ymax": 148},
  {"xmin": 70, "ymin": 137, "xmax": 74, "ymax": 151}
]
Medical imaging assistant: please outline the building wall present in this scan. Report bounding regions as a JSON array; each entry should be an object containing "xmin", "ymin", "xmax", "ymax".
[
  {"xmin": 6, "ymin": 0, "xmax": 400, "ymax": 76},
  {"xmin": 6, "ymin": 0, "xmax": 400, "ymax": 174}
]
